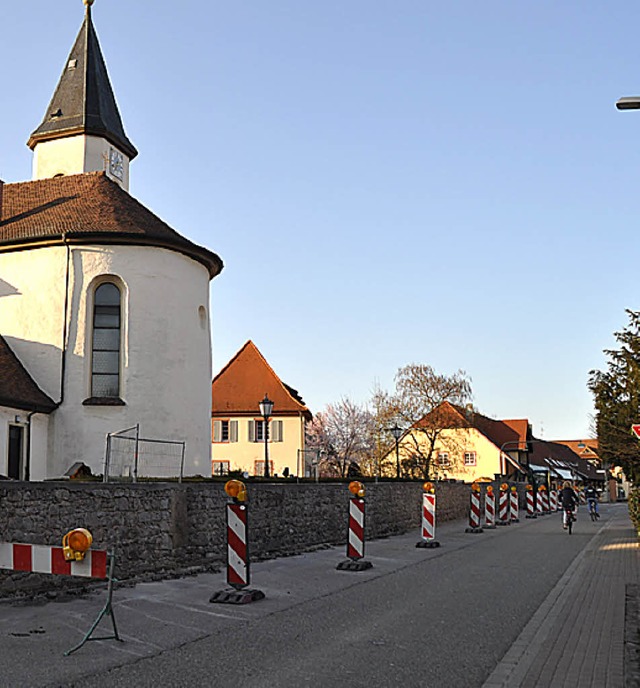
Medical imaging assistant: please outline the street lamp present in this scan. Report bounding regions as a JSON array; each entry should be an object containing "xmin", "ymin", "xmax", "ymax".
[
  {"xmin": 616, "ymin": 96, "xmax": 640, "ymax": 110},
  {"xmin": 259, "ymin": 394, "xmax": 274, "ymax": 478},
  {"xmin": 390, "ymin": 423, "xmax": 403, "ymax": 479}
]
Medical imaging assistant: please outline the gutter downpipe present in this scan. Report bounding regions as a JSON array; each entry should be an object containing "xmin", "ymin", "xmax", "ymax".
[{"xmin": 59, "ymin": 233, "xmax": 71, "ymax": 405}]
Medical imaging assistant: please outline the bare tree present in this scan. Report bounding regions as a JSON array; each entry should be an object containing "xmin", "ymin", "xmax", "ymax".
[
  {"xmin": 305, "ymin": 397, "xmax": 374, "ymax": 478},
  {"xmin": 383, "ymin": 364, "xmax": 473, "ymax": 479}
]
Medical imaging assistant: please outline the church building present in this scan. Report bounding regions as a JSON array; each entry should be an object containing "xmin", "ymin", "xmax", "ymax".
[{"xmin": 0, "ymin": 0, "xmax": 222, "ymax": 480}]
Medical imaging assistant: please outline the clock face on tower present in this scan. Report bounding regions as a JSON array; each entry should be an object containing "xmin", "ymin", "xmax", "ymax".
[{"xmin": 108, "ymin": 148, "xmax": 124, "ymax": 181}]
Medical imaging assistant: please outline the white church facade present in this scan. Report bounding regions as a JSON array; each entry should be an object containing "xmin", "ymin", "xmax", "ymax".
[{"xmin": 0, "ymin": 1, "xmax": 222, "ymax": 480}]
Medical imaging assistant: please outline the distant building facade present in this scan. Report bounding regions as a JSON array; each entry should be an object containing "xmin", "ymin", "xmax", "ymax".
[{"xmin": 211, "ymin": 341, "xmax": 312, "ymax": 477}]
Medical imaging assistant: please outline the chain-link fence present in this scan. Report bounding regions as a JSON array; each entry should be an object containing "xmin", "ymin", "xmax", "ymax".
[{"xmin": 103, "ymin": 425, "xmax": 186, "ymax": 482}]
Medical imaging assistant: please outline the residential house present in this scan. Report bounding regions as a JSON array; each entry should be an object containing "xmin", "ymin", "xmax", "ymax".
[
  {"xmin": 211, "ymin": 341, "xmax": 312, "ymax": 477},
  {"xmin": 389, "ymin": 401, "xmax": 531, "ymax": 482},
  {"xmin": 0, "ymin": 4, "xmax": 222, "ymax": 480}
]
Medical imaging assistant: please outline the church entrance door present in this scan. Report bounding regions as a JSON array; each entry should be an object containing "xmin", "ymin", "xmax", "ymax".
[{"xmin": 8, "ymin": 425, "xmax": 24, "ymax": 480}]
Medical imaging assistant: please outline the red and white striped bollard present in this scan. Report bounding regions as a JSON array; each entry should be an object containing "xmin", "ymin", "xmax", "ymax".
[
  {"xmin": 338, "ymin": 482, "xmax": 373, "ymax": 570},
  {"xmin": 484, "ymin": 486, "xmax": 497, "ymax": 529},
  {"xmin": 497, "ymin": 483, "xmax": 510, "ymax": 525},
  {"xmin": 510, "ymin": 486, "xmax": 519, "ymax": 522},
  {"xmin": 210, "ymin": 480, "xmax": 265, "ymax": 604},
  {"xmin": 525, "ymin": 485, "xmax": 537, "ymax": 518},
  {"xmin": 465, "ymin": 484, "xmax": 484, "ymax": 533},
  {"xmin": 417, "ymin": 482, "xmax": 440, "ymax": 548}
]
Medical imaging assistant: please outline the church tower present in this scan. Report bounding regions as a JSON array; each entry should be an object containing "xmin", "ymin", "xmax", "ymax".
[{"xmin": 27, "ymin": 0, "xmax": 137, "ymax": 191}]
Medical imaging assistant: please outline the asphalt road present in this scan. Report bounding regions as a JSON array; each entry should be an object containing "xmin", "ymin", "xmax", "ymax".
[{"xmin": 1, "ymin": 505, "xmax": 606, "ymax": 688}]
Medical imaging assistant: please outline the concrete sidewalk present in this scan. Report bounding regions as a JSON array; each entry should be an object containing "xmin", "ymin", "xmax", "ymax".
[{"xmin": 483, "ymin": 504, "xmax": 640, "ymax": 687}]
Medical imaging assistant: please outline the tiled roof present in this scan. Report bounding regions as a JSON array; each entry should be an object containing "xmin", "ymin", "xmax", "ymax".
[
  {"xmin": 554, "ymin": 439, "xmax": 600, "ymax": 462},
  {"xmin": 212, "ymin": 340, "xmax": 312, "ymax": 418},
  {"xmin": 0, "ymin": 173, "xmax": 222, "ymax": 278},
  {"xmin": 529, "ymin": 439, "xmax": 601, "ymax": 481},
  {"xmin": 0, "ymin": 336, "xmax": 57, "ymax": 413},
  {"xmin": 419, "ymin": 402, "xmax": 529, "ymax": 451},
  {"xmin": 27, "ymin": 6, "xmax": 137, "ymax": 159}
]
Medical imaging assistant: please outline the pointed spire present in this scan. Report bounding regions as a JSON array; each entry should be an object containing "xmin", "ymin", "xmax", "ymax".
[{"xmin": 27, "ymin": 1, "xmax": 137, "ymax": 159}]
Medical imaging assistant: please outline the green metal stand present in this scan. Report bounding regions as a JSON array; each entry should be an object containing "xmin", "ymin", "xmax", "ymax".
[{"xmin": 64, "ymin": 552, "xmax": 122, "ymax": 656}]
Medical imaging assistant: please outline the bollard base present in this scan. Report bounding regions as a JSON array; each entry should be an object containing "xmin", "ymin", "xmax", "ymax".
[
  {"xmin": 416, "ymin": 539, "xmax": 440, "ymax": 548},
  {"xmin": 465, "ymin": 526, "xmax": 484, "ymax": 534},
  {"xmin": 336, "ymin": 559, "xmax": 373, "ymax": 572},
  {"xmin": 496, "ymin": 520, "xmax": 510, "ymax": 526},
  {"xmin": 483, "ymin": 524, "xmax": 497, "ymax": 530},
  {"xmin": 511, "ymin": 518, "xmax": 520, "ymax": 523},
  {"xmin": 525, "ymin": 514, "xmax": 537, "ymax": 519},
  {"xmin": 209, "ymin": 587, "xmax": 265, "ymax": 605}
]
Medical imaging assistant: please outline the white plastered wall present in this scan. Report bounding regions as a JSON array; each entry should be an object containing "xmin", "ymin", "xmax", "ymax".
[
  {"xmin": 32, "ymin": 135, "xmax": 130, "ymax": 190},
  {"xmin": 0, "ymin": 243, "xmax": 212, "ymax": 478}
]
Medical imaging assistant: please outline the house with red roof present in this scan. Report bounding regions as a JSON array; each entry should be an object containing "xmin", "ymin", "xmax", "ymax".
[
  {"xmin": 386, "ymin": 401, "xmax": 531, "ymax": 481},
  {"xmin": 211, "ymin": 341, "xmax": 312, "ymax": 477}
]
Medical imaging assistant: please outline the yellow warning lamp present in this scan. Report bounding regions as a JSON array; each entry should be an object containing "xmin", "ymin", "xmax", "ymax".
[
  {"xmin": 486, "ymin": 485, "xmax": 494, "ymax": 495},
  {"xmin": 348, "ymin": 481, "xmax": 366, "ymax": 498},
  {"xmin": 500, "ymin": 482, "xmax": 509, "ymax": 491},
  {"xmin": 511, "ymin": 486, "xmax": 517, "ymax": 493},
  {"xmin": 224, "ymin": 479, "xmax": 247, "ymax": 502},
  {"xmin": 62, "ymin": 528, "xmax": 93, "ymax": 562},
  {"xmin": 422, "ymin": 482, "xmax": 434, "ymax": 494},
  {"xmin": 539, "ymin": 484, "xmax": 547, "ymax": 492},
  {"xmin": 471, "ymin": 482, "xmax": 480, "ymax": 493},
  {"xmin": 525, "ymin": 484, "xmax": 533, "ymax": 491}
]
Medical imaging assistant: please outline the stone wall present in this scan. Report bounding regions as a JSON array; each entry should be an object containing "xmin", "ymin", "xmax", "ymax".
[{"xmin": 0, "ymin": 480, "xmax": 471, "ymax": 597}]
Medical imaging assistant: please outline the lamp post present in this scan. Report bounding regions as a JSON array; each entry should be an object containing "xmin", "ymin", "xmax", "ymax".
[
  {"xmin": 259, "ymin": 394, "xmax": 274, "ymax": 478},
  {"xmin": 390, "ymin": 423, "xmax": 403, "ymax": 479}
]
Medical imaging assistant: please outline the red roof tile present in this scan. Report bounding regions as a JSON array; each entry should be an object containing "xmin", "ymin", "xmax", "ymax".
[
  {"xmin": 0, "ymin": 172, "xmax": 222, "ymax": 278},
  {"xmin": 212, "ymin": 341, "xmax": 311, "ymax": 418},
  {"xmin": 0, "ymin": 335, "xmax": 57, "ymax": 413}
]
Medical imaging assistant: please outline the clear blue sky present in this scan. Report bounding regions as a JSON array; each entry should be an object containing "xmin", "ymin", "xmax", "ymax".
[{"xmin": 2, "ymin": 1, "xmax": 640, "ymax": 440}]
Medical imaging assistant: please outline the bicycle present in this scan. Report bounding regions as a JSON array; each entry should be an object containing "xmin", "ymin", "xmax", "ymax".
[
  {"xmin": 564, "ymin": 507, "xmax": 576, "ymax": 534},
  {"xmin": 588, "ymin": 499, "xmax": 599, "ymax": 522}
]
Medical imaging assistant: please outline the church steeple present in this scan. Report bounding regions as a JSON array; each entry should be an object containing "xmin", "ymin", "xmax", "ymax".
[{"xmin": 27, "ymin": 0, "xmax": 137, "ymax": 189}]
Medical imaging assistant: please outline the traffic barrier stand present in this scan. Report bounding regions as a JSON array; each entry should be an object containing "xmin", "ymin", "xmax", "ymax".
[
  {"xmin": 510, "ymin": 486, "xmax": 520, "ymax": 523},
  {"xmin": 525, "ymin": 484, "xmax": 537, "ymax": 519},
  {"xmin": 210, "ymin": 480, "xmax": 265, "ymax": 605},
  {"xmin": 549, "ymin": 489, "xmax": 558, "ymax": 512},
  {"xmin": 0, "ymin": 529, "xmax": 120, "ymax": 656},
  {"xmin": 536, "ymin": 487, "xmax": 545, "ymax": 515},
  {"xmin": 483, "ymin": 485, "xmax": 497, "ymax": 529},
  {"xmin": 496, "ymin": 483, "xmax": 511, "ymax": 526},
  {"xmin": 465, "ymin": 483, "xmax": 484, "ymax": 533},
  {"xmin": 416, "ymin": 482, "xmax": 440, "ymax": 548},
  {"xmin": 539, "ymin": 485, "xmax": 550, "ymax": 515},
  {"xmin": 337, "ymin": 482, "xmax": 373, "ymax": 571}
]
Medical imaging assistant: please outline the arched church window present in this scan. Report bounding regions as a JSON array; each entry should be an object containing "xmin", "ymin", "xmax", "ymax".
[{"xmin": 91, "ymin": 282, "xmax": 121, "ymax": 397}]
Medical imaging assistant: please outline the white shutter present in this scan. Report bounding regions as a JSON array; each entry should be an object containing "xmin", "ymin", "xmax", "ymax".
[
  {"xmin": 230, "ymin": 420, "xmax": 238, "ymax": 443},
  {"xmin": 248, "ymin": 420, "xmax": 255, "ymax": 442},
  {"xmin": 272, "ymin": 420, "xmax": 283, "ymax": 442},
  {"xmin": 213, "ymin": 420, "xmax": 222, "ymax": 443}
]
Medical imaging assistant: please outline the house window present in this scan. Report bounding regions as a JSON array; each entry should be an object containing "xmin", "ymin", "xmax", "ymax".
[
  {"xmin": 248, "ymin": 420, "xmax": 283, "ymax": 442},
  {"xmin": 464, "ymin": 451, "xmax": 477, "ymax": 466},
  {"xmin": 91, "ymin": 282, "xmax": 121, "ymax": 397},
  {"xmin": 254, "ymin": 460, "xmax": 274, "ymax": 476},
  {"xmin": 213, "ymin": 420, "xmax": 238, "ymax": 443},
  {"xmin": 437, "ymin": 452, "xmax": 450, "ymax": 466},
  {"xmin": 212, "ymin": 460, "xmax": 230, "ymax": 476}
]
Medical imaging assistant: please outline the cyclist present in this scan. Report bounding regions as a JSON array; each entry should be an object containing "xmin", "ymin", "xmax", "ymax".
[
  {"xmin": 559, "ymin": 481, "xmax": 579, "ymax": 529},
  {"xmin": 584, "ymin": 483, "xmax": 599, "ymax": 519}
]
